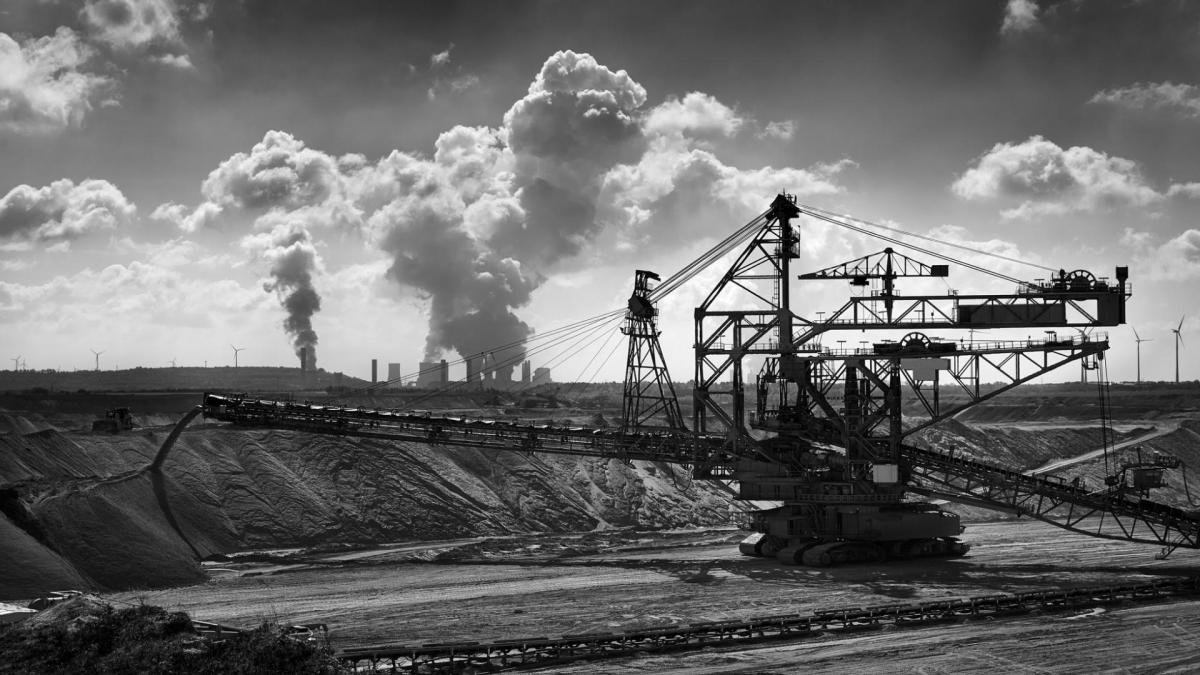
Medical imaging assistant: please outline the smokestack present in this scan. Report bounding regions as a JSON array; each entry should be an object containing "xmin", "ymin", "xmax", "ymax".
[
  {"xmin": 439, "ymin": 359, "xmax": 449, "ymax": 384},
  {"xmin": 522, "ymin": 360, "xmax": 531, "ymax": 384},
  {"xmin": 300, "ymin": 346, "xmax": 308, "ymax": 373},
  {"xmin": 371, "ymin": 359, "xmax": 378, "ymax": 383},
  {"xmin": 248, "ymin": 221, "xmax": 322, "ymax": 373}
]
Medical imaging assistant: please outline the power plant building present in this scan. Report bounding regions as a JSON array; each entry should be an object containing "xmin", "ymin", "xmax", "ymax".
[
  {"xmin": 388, "ymin": 362, "xmax": 401, "ymax": 385},
  {"xmin": 466, "ymin": 355, "xmax": 482, "ymax": 388},
  {"xmin": 417, "ymin": 360, "xmax": 441, "ymax": 387}
]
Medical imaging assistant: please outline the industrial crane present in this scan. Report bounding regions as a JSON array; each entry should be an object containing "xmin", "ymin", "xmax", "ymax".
[{"xmin": 199, "ymin": 195, "xmax": 1200, "ymax": 565}]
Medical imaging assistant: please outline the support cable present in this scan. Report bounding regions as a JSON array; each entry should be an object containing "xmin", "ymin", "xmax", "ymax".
[
  {"xmin": 797, "ymin": 202, "xmax": 1057, "ymax": 274},
  {"xmin": 799, "ymin": 207, "xmax": 1029, "ymax": 286},
  {"xmin": 324, "ymin": 207, "xmax": 770, "ymax": 404}
]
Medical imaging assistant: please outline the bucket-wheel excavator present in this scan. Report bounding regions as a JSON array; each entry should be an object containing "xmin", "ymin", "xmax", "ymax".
[{"xmin": 199, "ymin": 194, "xmax": 1200, "ymax": 565}]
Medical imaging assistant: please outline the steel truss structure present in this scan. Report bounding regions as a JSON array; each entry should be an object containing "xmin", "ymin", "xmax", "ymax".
[
  {"xmin": 904, "ymin": 443, "xmax": 1200, "ymax": 557},
  {"xmin": 621, "ymin": 270, "xmax": 686, "ymax": 432},
  {"xmin": 193, "ymin": 194, "xmax": 1198, "ymax": 561},
  {"xmin": 693, "ymin": 194, "xmax": 802, "ymax": 459}
]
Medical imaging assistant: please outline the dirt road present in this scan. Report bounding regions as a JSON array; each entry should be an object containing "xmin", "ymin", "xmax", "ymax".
[
  {"xmin": 1030, "ymin": 421, "xmax": 1181, "ymax": 475},
  {"xmin": 108, "ymin": 520, "xmax": 1200, "ymax": 672}
]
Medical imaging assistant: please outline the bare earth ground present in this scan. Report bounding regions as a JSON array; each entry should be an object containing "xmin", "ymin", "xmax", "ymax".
[{"xmin": 109, "ymin": 520, "xmax": 1200, "ymax": 673}]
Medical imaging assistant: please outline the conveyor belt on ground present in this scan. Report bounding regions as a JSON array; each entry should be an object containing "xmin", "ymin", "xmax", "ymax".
[{"xmin": 335, "ymin": 576, "xmax": 1200, "ymax": 673}]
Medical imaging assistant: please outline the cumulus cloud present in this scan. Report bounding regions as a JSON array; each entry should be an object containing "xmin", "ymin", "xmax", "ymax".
[
  {"xmin": 150, "ymin": 53, "xmax": 192, "ymax": 69},
  {"xmin": 1001, "ymin": 0, "xmax": 1040, "ymax": 35},
  {"xmin": 644, "ymin": 92, "xmax": 744, "ymax": 140},
  {"xmin": 0, "ymin": 260, "xmax": 266, "ymax": 331},
  {"xmin": 425, "ymin": 42, "xmax": 479, "ymax": 100},
  {"xmin": 430, "ymin": 43, "xmax": 453, "ymax": 68},
  {"xmin": 201, "ymin": 130, "xmax": 345, "ymax": 211},
  {"xmin": 81, "ymin": 0, "xmax": 192, "ymax": 68},
  {"xmin": 427, "ymin": 74, "xmax": 479, "ymax": 101},
  {"xmin": 757, "ymin": 120, "xmax": 796, "ymax": 140},
  {"xmin": 242, "ymin": 217, "xmax": 324, "ymax": 368},
  {"xmin": 0, "ymin": 27, "xmax": 112, "ymax": 135},
  {"xmin": 112, "ymin": 234, "xmax": 210, "ymax": 269},
  {"xmin": 1122, "ymin": 227, "xmax": 1200, "ymax": 281},
  {"xmin": 1089, "ymin": 81, "xmax": 1200, "ymax": 119},
  {"xmin": 176, "ymin": 50, "xmax": 851, "ymax": 371},
  {"xmin": 500, "ymin": 51, "xmax": 650, "ymax": 267},
  {"xmin": 0, "ymin": 179, "xmax": 135, "ymax": 244},
  {"xmin": 600, "ymin": 136, "xmax": 850, "ymax": 248},
  {"xmin": 1167, "ymin": 183, "xmax": 1200, "ymax": 199},
  {"xmin": 150, "ymin": 200, "xmax": 221, "ymax": 232},
  {"xmin": 952, "ymin": 135, "xmax": 1163, "ymax": 219}
]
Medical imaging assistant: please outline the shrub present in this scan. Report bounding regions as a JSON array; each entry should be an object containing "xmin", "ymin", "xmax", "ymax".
[{"xmin": 0, "ymin": 600, "xmax": 345, "ymax": 674}]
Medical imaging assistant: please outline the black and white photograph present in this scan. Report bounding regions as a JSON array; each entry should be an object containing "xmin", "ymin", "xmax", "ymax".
[{"xmin": 2, "ymin": 1, "xmax": 1200, "ymax": 672}]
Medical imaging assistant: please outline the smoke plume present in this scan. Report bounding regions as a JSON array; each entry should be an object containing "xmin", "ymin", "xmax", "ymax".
[
  {"xmin": 363, "ymin": 51, "xmax": 648, "ymax": 372},
  {"xmin": 174, "ymin": 51, "xmax": 848, "ymax": 374},
  {"xmin": 243, "ymin": 218, "xmax": 322, "ymax": 368}
]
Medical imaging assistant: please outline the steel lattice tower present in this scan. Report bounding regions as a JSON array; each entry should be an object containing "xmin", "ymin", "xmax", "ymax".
[{"xmin": 621, "ymin": 270, "xmax": 686, "ymax": 432}]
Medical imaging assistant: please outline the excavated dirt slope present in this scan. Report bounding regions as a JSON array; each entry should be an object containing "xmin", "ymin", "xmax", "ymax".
[
  {"xmin": 0, "ymin": 416, "xmax": 740, "ymax": 600},
  {"xmin": 3, "ymin": 384, "xmax": 1199, "ymax": 602}
]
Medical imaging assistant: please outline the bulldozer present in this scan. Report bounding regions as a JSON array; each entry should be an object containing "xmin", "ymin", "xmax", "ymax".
[{"xmin": 92, "ymin": 407, "xmax": 135, "ymax": 433}]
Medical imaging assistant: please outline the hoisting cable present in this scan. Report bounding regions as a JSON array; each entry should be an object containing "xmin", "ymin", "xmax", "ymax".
[
  {"xmin": 650, "ymin": 211, "xmax": 770, "ymax": 301},
  {"xmin": 338, "ymin": 308, "xmax": 625, "ymax": 399},
  {"xmin": 508, "ymin": 314, "xmax": 625, "ymax": 393},
  {"xmin": 797, "ymin": 202, "xmax": 1058, "ymax": 274},
  {"xmin": 797, "ymin": 206, "xmax": 1030, "ymax": 286},
  {"xmin": 581, "ymin": 334, "xmax": 627, "ymax": 389},
  {"xmin": 408, "ymin": 312, "xmax": 623, "ymax": 406},
  {"xmin": 399, "ymin": 312, "xmax": 623, "ymax": 408},
  {"xmin": 325, "ymin": 206, "xmax": 772, "ymax": 404},
  {"xmin": 563, "ymin": 324, "xmax": 625, "ymax": 397}
]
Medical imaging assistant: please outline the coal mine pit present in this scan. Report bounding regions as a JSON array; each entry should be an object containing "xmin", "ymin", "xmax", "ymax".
[{"xmin": 3, "ymin": 381, "xmax": 1200, "ymax": 673}]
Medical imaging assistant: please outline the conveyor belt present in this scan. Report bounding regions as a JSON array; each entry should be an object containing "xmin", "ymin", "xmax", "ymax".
[
  {"xmin": 336, "ymin": 577, "xmax": 1200, "ymax": 673},
  {"xmin": 903, "ymin": 444, "xmax": 1200, "ymax": 555}
]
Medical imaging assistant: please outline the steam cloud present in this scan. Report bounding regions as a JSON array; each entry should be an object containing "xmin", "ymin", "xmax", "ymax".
[
  {"xmin": 173, "ymin": 50, "xmax": 848, "ymax": 374},
  {"xmin": 243, "ymin": 220, "xmax": 322, "ymax": 368},
  {"xmin": 364, "ymin": 51, "xmax": 648, "ymax": 376}
]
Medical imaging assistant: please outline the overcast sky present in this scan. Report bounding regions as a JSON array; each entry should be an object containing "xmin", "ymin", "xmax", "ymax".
[{"xmin": 1, "ymin": 0, "xmax": 1198, "ymax": 385}]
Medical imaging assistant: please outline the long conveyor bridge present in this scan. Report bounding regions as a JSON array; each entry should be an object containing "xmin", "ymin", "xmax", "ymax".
[{"xmin": 200, "ymin": 392, "xmax": 1200, "ymax": 555}]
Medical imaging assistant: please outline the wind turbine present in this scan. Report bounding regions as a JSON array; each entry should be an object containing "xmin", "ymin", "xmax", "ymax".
[
  {"xmin": 231, "ymin": 345, "xmax": 245, "ymax": 368},
  {"xmin": 1172, "ymin": 316, "xmax": 1186, "ymax": 383},
  {"xmin": 90, "ymin": 349, "xmax": 104, "ymax": 371},
  {"xmin": 1132, "ymin": 328, "xmax": 1152, "ymax": 384},
  {"xmin": 1075, "ymin": 328, "xmax": 1090, "ymax": 384}
]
